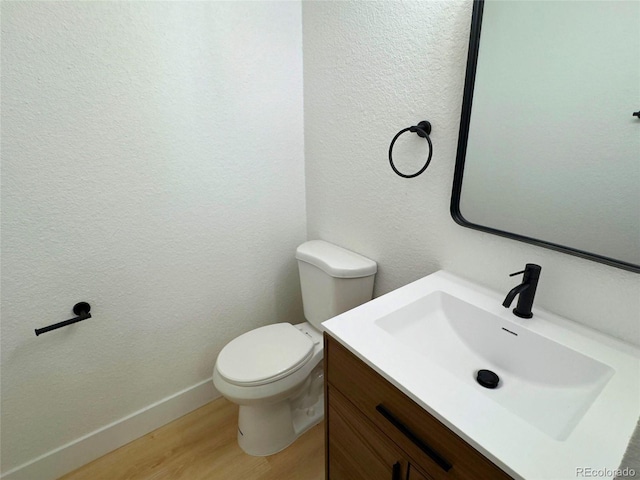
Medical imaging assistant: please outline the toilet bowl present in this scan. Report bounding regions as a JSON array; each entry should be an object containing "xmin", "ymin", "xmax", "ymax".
[
  {"xmin": 213, "ymin": 322, "xmax": 324, "ymax": 455},
  {"xmin": 213, "ymin": 240, "xmax": 377, "ymax": 456}
]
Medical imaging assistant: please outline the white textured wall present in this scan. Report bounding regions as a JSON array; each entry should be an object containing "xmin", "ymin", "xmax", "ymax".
[
  {"xmin": 302, "ymin": 1, "xmax": 639, "ymax": 344},
  {"xmin": 1, "ymin": 1, "xmax": 305, "ymax": 473}
]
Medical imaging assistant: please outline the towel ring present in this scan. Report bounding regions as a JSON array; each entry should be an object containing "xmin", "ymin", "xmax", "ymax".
[{"xmin": 388, "ymin": 120, "xmax": 433, "ymax": 178}]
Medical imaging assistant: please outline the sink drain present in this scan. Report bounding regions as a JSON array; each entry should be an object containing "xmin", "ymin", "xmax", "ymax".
[{"xmin": 477, "ymin": 369, "xmax": 500, "ymax": 389}]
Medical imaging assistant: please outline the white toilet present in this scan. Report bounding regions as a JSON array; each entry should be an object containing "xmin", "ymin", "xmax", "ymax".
[{"xmin": 213, "ymin": 240, "xmax": 377, "ymax": 456}]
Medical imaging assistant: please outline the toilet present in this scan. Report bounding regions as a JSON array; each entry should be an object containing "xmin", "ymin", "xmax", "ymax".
[{"xmin": 213, "ymin": 240, "xmax": 377, "ymax": 456}]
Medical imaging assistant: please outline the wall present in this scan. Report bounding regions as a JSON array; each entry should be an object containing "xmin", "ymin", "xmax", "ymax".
[
  {"xmin": 302, "ymin": 1, "xmax": 639, "ymax": 345},
  {"xmin": 1, "ymin": 1, "xmax": 305, "ymax": 476}
]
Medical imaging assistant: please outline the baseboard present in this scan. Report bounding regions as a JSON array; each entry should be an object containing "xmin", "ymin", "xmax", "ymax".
[{"xmin": 1, "ymin": 378, "xmax": 219, "ymax": 480}]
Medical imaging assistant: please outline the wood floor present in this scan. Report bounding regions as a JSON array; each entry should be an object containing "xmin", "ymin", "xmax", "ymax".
[{"xmin": 59, "ymin": 397, "xmax": 325, "ymax": 480}]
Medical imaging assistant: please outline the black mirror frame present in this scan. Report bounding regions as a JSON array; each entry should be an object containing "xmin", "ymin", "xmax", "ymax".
[{"xmin": 450, "ymin": 0, "xmax": 640, "ymax": 274}]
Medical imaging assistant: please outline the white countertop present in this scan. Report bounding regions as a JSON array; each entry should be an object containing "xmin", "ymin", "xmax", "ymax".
[{"xmin": 322, "ymin": 271, "xmax": 640, "ymax": 480}]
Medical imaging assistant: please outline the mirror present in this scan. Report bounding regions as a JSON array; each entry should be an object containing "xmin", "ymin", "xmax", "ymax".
[{"xmin": 451, "ymin": 0, "xmax": 640, "ymax": 273}]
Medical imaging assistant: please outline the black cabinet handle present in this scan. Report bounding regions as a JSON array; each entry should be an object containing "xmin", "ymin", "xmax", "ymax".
[
  {"xmin": 391, "ymin": 461, "xmax": 402, "ymax": 480},
  {"xmin": 376, "ymin": 404, "xmax": 452, "ymax": 472}
]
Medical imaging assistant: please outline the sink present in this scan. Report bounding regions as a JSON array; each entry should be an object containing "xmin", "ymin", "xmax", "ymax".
[
  {"xmin": 322, "ymin": 270, "xmax": 640, "ymax": 480},
  {"xmin": 374, "ymin": 290, "xmax": 614, "ymax": 440}
]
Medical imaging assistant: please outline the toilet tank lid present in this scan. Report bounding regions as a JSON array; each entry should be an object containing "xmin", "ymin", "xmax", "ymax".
[{"xmin": 296, "ymin": 240, "xmax": 377, "ymax": 278}]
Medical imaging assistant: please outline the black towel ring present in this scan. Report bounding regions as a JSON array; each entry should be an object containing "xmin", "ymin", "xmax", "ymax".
[{"xmin": 388, "ymin": 120, "xmax": 433, "ymax": 178}]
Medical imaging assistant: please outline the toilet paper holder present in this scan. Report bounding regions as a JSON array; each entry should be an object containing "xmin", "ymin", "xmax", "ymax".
[{"xmin": 35, "ymin": 302, "xmax": 92, "ymax": 336}]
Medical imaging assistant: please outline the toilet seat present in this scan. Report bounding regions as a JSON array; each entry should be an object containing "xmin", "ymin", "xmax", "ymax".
[{"xmin": 216, "ymin": 323, "xmax": 314, "ymax": 387}]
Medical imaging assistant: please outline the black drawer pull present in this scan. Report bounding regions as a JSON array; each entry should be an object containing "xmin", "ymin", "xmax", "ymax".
[
  {"xmin": 392, "ymin": 461, "xmax": 401, "ymax": 480},
  {"xmin": 376, "ymin": 404, "xmax": 452, "ymax": 472}
]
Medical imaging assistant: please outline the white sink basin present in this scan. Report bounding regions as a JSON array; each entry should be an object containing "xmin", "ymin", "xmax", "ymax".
[
  {"xmin": 322, "ymin": 270, "xmax": 640, "ymax": 480},
  {"xmin": 375, "ymin": 291, "xmax": 614, "ymax": 440}
]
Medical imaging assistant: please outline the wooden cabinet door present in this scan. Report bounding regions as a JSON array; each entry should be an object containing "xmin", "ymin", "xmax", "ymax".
[{"xmin": 327, "ymin": 386, "xmax": 407, "ymax": 480}]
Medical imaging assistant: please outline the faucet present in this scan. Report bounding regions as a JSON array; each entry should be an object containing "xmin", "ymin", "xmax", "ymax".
[{"xmin": 502, "ymin": 264, "xmax": 542, "ymax": 318}]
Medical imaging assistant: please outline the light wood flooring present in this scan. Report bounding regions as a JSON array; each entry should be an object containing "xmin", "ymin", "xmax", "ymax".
[{"xmin": 59, "ymin": 397, "xmax": 325, "ymax": 480}]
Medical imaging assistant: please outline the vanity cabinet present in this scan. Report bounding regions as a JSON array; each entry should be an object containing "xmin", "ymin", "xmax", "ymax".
[{"xmin": 324, "ymin": 333, "xmax": 513, "ymax": 480}]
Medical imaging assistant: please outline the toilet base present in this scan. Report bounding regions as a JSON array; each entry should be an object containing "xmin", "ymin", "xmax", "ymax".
[{"xmin": 237, "ymin": 364, "xmax": 324, "ymax": 456}]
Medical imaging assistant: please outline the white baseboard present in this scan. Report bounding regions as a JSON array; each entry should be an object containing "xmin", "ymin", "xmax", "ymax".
[{"xmin": 2, "ymin": 378, "xmax": 219, "ymax": 480}]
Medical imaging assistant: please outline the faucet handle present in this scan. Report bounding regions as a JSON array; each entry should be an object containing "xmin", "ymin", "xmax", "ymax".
[{"xmin": 509, "ymin": 264, "xmax": 542, "ymax": 278}]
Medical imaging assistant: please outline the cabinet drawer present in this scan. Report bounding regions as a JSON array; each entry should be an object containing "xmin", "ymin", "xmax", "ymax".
[
  {"xmin": 327, "ymin": 385, "xmax": 413, "ymax": 480},
  {"xmin": 325, "ymin": 333, "xmax": 512, "ymax": 480}
]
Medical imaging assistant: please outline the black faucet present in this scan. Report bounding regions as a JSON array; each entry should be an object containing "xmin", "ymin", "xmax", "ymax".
[{"xmin": 502, "ymin": 264, "xmax": 542, "ymax": 318}]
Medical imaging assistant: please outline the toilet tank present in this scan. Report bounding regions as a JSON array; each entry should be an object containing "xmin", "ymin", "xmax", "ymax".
[{"xmin": 295, "ymin": 240, "xmax": 377, "ymax": 331}]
